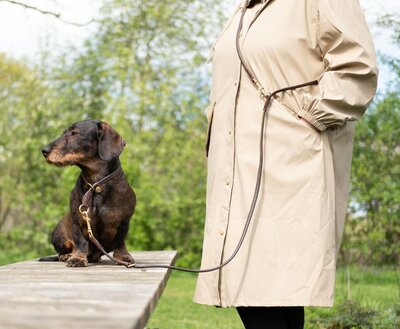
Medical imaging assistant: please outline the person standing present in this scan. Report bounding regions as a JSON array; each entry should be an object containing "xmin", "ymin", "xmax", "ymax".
[{"xmin": 194, "ymin": 0, "xmax": 378, "ymax": 328}]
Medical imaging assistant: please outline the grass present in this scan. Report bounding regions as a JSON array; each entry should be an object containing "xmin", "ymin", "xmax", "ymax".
[
  {"xmin": 147, "ymin": 271, "xmax": 242, "ymax": 329},
  {"xmin": 146, "ymin": 266, "xmax": 400, "ymax": 329}
]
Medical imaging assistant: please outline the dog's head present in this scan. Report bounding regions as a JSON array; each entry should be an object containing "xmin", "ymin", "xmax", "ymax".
[{"xmin": 42, "ymin": 120, "xmax": 126, "ymax": 166}]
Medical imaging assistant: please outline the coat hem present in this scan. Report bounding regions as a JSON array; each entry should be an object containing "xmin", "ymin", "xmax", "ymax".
[{"xmin": 193, "ymin": 297, "xmax": 334, "ymax": 308}]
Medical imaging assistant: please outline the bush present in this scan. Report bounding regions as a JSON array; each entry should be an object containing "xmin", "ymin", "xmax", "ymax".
[
  {"xmin": 310, "ymin": 301, "xmax": 400, "ymax": 329},
  {"xmin": 311, "ymin": 301, "xmax": 377, "ymax": 329}
]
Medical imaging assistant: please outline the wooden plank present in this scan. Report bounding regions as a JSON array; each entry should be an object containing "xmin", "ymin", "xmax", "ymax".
[{"xmin": 0, "ymin": 250, "xmax": 177, "ymax": 329}]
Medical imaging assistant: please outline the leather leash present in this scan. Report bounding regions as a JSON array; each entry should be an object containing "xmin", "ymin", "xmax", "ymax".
[
  {"xmin": 80, "ymin": 166, "xmax": 122, "ymax": 209},
  {"xmin": 84, "ymin": 0, "xmax": 318, "ymax": 271},
  {"xmin": 78, "ymin": 167, "xmax": 135, "ymax": 268}
]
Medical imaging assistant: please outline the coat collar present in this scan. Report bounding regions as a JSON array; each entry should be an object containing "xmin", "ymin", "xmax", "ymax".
[
  {"xmin": 251, "ymin": 0, "xmax": 274, "ymax": 26},
  {"xmin": 238, "ymin": 0, "xmax": 274, "ymax": 34}
]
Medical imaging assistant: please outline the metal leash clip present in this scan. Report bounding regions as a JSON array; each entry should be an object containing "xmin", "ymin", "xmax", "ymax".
[
  {"xmin": 78, "ymin": 204, "xmax": 136, "ymax": 268},
  {"xmin": 252, "ymin": 78, "xmax": 269, "ymax": 99},
  {"xmin": 79, "ymin": 204, "xmax": 93, "ymax": 238}
]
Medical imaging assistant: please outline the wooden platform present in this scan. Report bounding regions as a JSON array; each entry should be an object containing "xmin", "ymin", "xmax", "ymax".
[{"xmin": 0, "ymin": 250, "xmax": 177, "ymax": 329}]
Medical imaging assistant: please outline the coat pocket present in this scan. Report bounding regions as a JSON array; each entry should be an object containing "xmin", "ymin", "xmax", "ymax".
[
  {"xmin": 273, "ymin": 99, "xmax": 321, "ymax": 134},
  {"xmin": 205, "ymin": 101, "xmax": 216, "ymax": 157}
]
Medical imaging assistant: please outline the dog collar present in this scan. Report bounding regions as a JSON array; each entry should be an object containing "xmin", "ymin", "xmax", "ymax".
[{"xmin": 80, "ymin": 167, "xmax": 122, "ymax": 210}]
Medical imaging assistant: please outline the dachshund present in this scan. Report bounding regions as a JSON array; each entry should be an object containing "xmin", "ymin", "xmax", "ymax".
[{"xmin": 40, "ymin": 120, "xmax": 135, "ymax": 267}]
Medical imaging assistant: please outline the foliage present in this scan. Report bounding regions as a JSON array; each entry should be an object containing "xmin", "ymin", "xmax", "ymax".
[
  {"xmin": 310, "ymin": 301, "xmax": 400, "ymax": 329},
  {"xmin": 341, "ymin": 85, "xmax": 400, "ymax": 266},
  {"xmin": 338, "ymin": 11, "xmax": 400, "ymax": 267},
  {"xmin": 311, "ymin": 301, "xmax": 377, "ymax": 329},
  {"xmin": 0, "ymin": 0, "xmax": 225, "ymax": 267},
  {"xmin": 0, "ymin": 53, "xmax": 71, "ymax": 260}
]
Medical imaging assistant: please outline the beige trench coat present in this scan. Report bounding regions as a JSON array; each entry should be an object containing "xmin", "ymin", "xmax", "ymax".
[{"xmin": 194, "ymin": 0, "xmax": 378, "ymax": 307}]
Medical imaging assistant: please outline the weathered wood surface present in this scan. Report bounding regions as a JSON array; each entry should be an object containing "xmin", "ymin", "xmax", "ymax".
[{"xmin": 0, "ymin": 250, "xmax": 177, "ymax": 329}]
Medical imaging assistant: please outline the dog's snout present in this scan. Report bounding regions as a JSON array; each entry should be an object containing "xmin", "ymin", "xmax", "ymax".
[{"xmin": 42, "ymin": 146, "xmax": 51, "ymax": 158}]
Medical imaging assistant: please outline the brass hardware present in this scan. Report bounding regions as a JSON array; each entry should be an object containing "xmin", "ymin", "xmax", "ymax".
[{"xmin": 79, "ymin": 204, "xmax": 93, "ymax": 238}]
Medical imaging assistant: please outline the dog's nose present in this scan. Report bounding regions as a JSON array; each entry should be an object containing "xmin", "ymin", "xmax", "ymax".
[{"xmin": 42, "ymin": 146, "xmax": 51, "ymax": 158}]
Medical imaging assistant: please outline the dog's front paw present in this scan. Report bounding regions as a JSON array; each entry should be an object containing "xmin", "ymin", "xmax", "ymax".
[
  {"xmin": 59, "ymin": 253, "xmax": 72, "ymax": 262},
  {"xmin": 113, "ymin": 251, "xmax": 135, "ymax": 265},
  {"xmin": 67, "ymin": 256, "xmax": 88, "ymax": 267}
]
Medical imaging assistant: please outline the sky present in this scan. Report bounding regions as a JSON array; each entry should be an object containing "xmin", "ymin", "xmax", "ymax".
[
  {"xmin": 0, "ymin": 0, "xmax": 399, "ymax": 92},
  {"xmin": 0, "ymin": 0, "xmax": 100, "ymax": 58}
]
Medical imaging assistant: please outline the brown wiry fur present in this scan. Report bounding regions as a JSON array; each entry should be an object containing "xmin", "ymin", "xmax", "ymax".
[{"xmin": 40, "ymin": 120, "xmax": 136, "ymax": 267}]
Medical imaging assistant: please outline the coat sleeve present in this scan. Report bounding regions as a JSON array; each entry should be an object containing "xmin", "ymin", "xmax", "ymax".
[{"xmin": 302, "ymin": 0, "xmax": 378, "ymax": 132}]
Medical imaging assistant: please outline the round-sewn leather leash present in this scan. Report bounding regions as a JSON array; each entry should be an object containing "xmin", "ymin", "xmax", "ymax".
[
  {"xmin": 78, "ymin": 166, "xmax": 136, "ymax": 268},
  {"xmin": 84, "ymin": 0, "xmax": 318, "ymax": 272}
]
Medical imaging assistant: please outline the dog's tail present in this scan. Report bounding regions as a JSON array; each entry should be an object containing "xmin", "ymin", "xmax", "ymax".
[{"xmin": 38, "ymin": 255, "xmax": 59, "ymax": 262}]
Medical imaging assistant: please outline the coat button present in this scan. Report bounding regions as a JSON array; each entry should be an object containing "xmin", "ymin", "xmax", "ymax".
[
  {"xmin": 226, "ymin": 181, "xmax": 230, "ymax": 186},
  {"xmin": 228, "ymin": 129, "xmax": 232, "ymax": 135},
  {"xmin": 219, "ymin": 230, "xmax": 225, "ymax": 236}
]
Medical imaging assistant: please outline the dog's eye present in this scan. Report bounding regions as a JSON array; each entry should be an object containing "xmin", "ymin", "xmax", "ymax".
[{"xmin": 71, "ymin": 131, "xmax": 78, "ymax": 136}]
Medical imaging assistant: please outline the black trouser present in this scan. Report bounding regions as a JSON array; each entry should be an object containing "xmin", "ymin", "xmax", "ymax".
[{"xmin": 236, "ymin": 306, "xmax": 304, "ymax": 329}]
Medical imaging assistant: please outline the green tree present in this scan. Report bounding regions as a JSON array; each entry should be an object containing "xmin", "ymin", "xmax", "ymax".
[
  {"xmin": 342, "ymin": 12, "xmax": 400, "ymax": 263},
  {"xmin": 345, "ymin": 93, "xmax": 400, "ymax": 264},
  {"xmin": 0, "ymin": 53, "xmax": 73, "ymax": 263},
  {"xmin": 0, "ymin": 0, "xmax": 226, "ymax": 266}
]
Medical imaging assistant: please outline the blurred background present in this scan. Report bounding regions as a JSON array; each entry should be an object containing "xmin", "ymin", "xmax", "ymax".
[{"xmin": 0, "ymin": 0, "xmax": 399, "ymax": 328}]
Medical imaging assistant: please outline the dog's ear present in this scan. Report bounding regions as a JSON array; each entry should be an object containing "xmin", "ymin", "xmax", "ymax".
[{"xmin": 97, "ymin": 122, "xmax": 126, "ymax": 161}]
